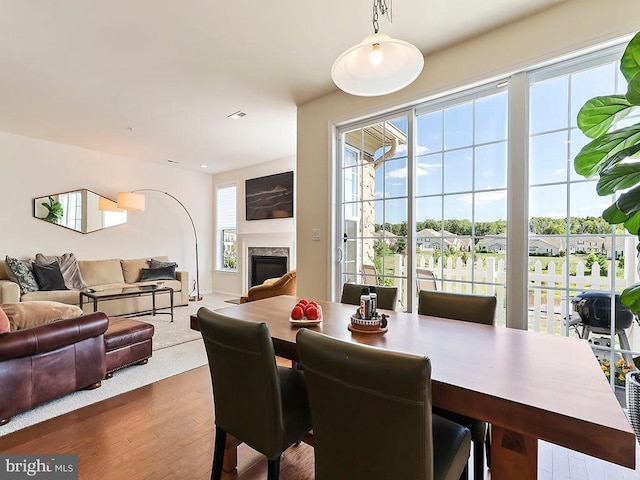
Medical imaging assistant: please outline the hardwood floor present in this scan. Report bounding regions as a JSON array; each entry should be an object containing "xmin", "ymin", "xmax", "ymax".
[{"xmin": 0, "ymin": 365, "xmax": 638, "ymax": 480}]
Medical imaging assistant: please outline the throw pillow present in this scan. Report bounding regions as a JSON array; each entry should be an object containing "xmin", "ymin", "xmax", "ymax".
[
  {"xmin": 5, "ymin": 256, "xmax": 39, "ymax": 295},
  {"xmin": 140, "ymin": 265, "xmax": 177, "ymax": 281},
  {"xmin": 149, "ymin": 258, "xmax": 178, "ymax": 269},
  {"xmin": 1, "ymin": 301, "xmax": 83, "ymax": 331},
  {"xmin": 0, "ymin": 307, "xmax": 9, "ymax": 334},
  {"xmin": 32, "ymin": 261, "xmax": 69, "ymax": 291},
  {"xmin": 34, "ymin": 253, "xmax": 87, "ymax": 289}
]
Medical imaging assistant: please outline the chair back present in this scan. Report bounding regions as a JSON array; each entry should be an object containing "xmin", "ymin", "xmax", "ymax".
[
  {"xmin": 296, "ymin": 328, "xmax": 434, "ymax": 480},
  {"xmin": 197, "ymin": 307, "xmax": 284, "ymax": 459},
  {"xmin": 362, "ymin": 264, "xmax": 378, "ymax": 285},
  {"xmin": 418, "ymin": 290, "xmax": 496, "ymax": 325},
  {"xmin": 416, "ymin": 268, "xmax": 437, "ymax": 292},
  {"xmin": 340, "ymin": 282, "xmax": 398, "ymax": 310}
]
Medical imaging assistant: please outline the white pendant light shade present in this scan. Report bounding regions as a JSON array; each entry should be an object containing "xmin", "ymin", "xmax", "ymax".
[
  {"xmin": 332, "ymin": 33, "xmax": 424, "ymax": 96},
  {"xmin": 117, "ymin": 192, "xmax": 146, "ymax": 212}
]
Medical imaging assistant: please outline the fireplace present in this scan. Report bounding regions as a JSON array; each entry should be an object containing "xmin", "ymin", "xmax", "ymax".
[
  {"xmin": 251, "ymin": 255, "xmax": 288, "ymax": 287},
  {"xmin": 246, "ymin": 245, "xmax": 290, "ymax": 290}
]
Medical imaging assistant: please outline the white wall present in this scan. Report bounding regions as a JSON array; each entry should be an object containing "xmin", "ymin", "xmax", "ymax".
[
  {"xmin": 296, "ymin": 0, "xmax": 640, "ymax": 301},
  {"xmin": 211, "ymin": 156, "xmax": 295, "ymax": 296},
  {"xmin": 0, "ymin": 130, "xmax": 213, "ymax": 294}
]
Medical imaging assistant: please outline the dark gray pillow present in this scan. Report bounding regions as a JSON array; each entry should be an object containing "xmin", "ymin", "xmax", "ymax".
[
  {"xmin": 32, "ymin": 261, "xmax": 69, "ymax": 291},
  {"xmin": 140, "ymin": 265, "xmax": 177, "ymax": 281},
  {"xmin": 148, "ymin": 258, "xmax": 178, "ymax": 269},
  {"xmin": 5, "ymin": 256, "xmax": 39, "ymax": 294}
]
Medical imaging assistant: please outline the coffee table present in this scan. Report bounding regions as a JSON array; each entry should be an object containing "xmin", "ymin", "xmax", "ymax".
[{"xmin": 80, "ymin": 285, "xmax": 174, "ymax": 322}]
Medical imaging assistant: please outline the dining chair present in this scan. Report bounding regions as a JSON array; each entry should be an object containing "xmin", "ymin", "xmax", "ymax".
[
  {"xmin": 417, "ymin": 267, "xmax": 438, "ymax": 292},
  {"xmin": 296, "ymin": 328, "xmax": 471, "ymax": 480},
  {"xmin": 418, "ymin": 290, "xmax": 497, "ymax": 479},
  {"xmin": 340, "ymin": 282, "xmax": 398, "ymax": 310},
  {"xmin": 197, "ymin": 307, "xmax": 312, "ymax": 480}
]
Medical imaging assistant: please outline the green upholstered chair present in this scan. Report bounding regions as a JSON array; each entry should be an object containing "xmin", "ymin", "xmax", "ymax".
[
  {"xmin": 418, "ymin": 290, "xmax": 497, "ymax": 480},
  {"xmin": 296, "ymin": 328, "xmax": 471, "ymax": 480},
  {"xmin": 197, "ymin": 307, "xmax": 311, "ymax": 480},
  {"xmin": 340, "ymin": 282, "xmax": 398, "ymax": 310}
]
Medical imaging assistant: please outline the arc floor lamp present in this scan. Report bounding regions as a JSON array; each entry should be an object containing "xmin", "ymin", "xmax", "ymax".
[{"xmin": 117, "ymin": 189, "xmax": 202, "ymax": 302}]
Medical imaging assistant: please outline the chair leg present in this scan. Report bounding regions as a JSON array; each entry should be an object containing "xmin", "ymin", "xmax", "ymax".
[
  {"xmin": 211, "ymin": 426, "xmax": 226, "ymax": 480},
  {"xmin": 473, "ymin": 440, "xmax": 484, "ymax": 479},
  {"xmin": 267, "ymin": 455, "xmax": 281, "ymax": 480}
]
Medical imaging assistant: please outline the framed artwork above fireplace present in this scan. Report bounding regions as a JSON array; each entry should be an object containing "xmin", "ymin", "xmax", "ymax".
[{"xmin": 245, "ymin": 171, "xmax": 294, "ymax": 220}]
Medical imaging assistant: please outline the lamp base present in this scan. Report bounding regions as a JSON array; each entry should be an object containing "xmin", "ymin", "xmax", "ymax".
[{"xmin": 189, "ymin": 295, "xmax": 204, "ymax": 302}]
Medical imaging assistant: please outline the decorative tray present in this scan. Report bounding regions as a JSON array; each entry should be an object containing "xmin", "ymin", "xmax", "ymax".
[
  {"xmin": 289, "ymin": 317, "xmax": 322, "ymax": 326},
  {"xmin": 348, "ymin": 323, "xmax": 388, "ymax": 334},
  {"xmin": 348, "ymin": 314, "xmax": 388, "ymax": 334},
  {"xmin": 289, "ymin": 306, "xmax": 322, "ymax": 326}
]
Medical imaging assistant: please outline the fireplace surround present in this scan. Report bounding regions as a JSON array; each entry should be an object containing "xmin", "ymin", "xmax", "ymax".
[{"xmin": 247, "ymin": 247, "xmax": 290, "ymax": 288}]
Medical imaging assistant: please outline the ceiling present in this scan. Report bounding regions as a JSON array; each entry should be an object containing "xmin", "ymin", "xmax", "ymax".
[{"xmin": 0, "ymin": 0, "xmax": 567, "ymax": 175}]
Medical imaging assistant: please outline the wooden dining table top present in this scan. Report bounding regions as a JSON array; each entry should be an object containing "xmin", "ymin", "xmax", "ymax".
[{"xmin": 213, "ymin": 295, "xmax": 636, "ymax": 473}]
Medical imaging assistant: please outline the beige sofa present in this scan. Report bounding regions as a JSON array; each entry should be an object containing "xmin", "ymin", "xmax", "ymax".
[{"xmin": 0, "ymin": 257, "xmax": 189, "ymax": 317}]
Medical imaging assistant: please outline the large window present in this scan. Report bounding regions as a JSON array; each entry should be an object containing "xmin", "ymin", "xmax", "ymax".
[
  {"xmin": 415, "ymin": 89, "xmax": 508, "ymax": 323},
  {"xmin": 217, "ymin": 184, "xmax": 237, "ymax": 271},
  {"xmin": 335, "ymin": 40, "xmax": 639, "ymax": 390}
]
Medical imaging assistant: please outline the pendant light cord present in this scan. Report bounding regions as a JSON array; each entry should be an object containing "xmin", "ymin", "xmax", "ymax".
[{"xmin": 373, "ymin": 0, "xmax": 392, "ymax": 33}]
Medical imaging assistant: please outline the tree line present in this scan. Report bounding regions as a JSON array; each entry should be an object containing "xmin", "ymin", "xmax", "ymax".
[{"xmin": 375, "ymin": 216, "xmax": 614, "ymax": 237}]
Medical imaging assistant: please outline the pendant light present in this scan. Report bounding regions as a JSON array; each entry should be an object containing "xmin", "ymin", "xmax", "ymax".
[{"xmin": 332, "ymin": 0, "xmax": 424, "ymax": 96}]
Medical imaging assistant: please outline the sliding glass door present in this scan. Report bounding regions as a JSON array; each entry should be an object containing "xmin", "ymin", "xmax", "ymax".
[{"xmin": 335, "ymin": 40, "xmax": 640, "ymax": 391}]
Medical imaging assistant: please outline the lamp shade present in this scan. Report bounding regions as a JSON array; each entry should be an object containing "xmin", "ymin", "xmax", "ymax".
[
  {"xmin": 117, "ymin": 192, "xmax": 145, "ymax": 212},
  {"xmin": 98, "ymin": 197, "xmax": 123, "ymax": 212},
  {"xmin": 332, "ymin": 33, "xmax": 424, "ymax": 96}
]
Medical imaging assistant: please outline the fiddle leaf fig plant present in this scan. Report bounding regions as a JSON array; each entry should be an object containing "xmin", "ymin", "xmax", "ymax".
[
  {"xmin": 41, "ymin": 196, "xmax": 64, "ymax": 222},
  {"xmin": 574, "ymin": 32, "xmax": 640, "ymax": 314}
]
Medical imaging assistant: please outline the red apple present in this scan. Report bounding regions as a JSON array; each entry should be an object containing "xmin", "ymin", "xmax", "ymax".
[
  {"xmin": 305, "ymin": 306, "xmax": 319, "ymax": 320},
  {"xmin": 291, "ymin": 305, "xmax": 304, "ymax": 320}
]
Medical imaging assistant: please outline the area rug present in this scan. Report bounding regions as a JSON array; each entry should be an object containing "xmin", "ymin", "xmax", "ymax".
[{"xmin": 0, "ymin": 294, "xmax": 234, "ymax": 436}]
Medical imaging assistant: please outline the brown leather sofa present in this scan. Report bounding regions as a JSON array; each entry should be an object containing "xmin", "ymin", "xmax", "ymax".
[
  {"xmin": 240, "ymin": 269, "xmax": 297, "ymax": 303},
  {"xmin": 0, "ymin": 312, "xmax": 109, "ymax": 425}
]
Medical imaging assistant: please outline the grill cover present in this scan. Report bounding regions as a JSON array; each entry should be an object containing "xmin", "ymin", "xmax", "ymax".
[{"xmin": 571, "ymin": 291, "xmax": 634, "ymax": 330}]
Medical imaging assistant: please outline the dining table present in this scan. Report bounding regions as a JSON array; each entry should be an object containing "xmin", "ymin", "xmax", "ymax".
[{"xmin": 206, "ymin": 295, "xmax": 636, "ymax": 480}]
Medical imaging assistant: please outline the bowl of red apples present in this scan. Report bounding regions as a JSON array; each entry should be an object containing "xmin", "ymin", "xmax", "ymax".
[{"xmin": 289, "ymin": 298, "xmax": 322, "ymax": 326}]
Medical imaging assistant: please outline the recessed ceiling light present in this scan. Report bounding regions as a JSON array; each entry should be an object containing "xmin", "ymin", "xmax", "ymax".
[
  {"xmin": 201, "ymin": 164, "xmax": 208, "ymax": 168},
  {"xmin": 227, "ymin": 111, "xmax": 247, "ymax": 120}
]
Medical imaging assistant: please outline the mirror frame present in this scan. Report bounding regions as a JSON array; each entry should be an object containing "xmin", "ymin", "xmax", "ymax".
[{"xmin": 33, "ymin": 189, "xmax": 127, "ymax": 234}]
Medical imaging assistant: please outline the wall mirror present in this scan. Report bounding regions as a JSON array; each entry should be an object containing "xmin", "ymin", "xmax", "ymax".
[{"xmin": 33, "ymin": 189, "xmax": 127, "ymax": 234}]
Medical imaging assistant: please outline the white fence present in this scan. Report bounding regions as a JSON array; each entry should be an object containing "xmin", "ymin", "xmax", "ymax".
[{"xmin": 383, "ymin": 254, "xmax": 634, "ymax": 332}]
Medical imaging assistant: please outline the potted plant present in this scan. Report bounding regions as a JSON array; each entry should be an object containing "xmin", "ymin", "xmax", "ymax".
[{"xmin": 574, "ymin": 32, "xmax": 640, "ymax": 314}]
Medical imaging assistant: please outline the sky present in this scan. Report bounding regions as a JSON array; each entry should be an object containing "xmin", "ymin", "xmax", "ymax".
[{"xmin": 357, "ymin": 59, "xmax": 630, "ymax": 226}]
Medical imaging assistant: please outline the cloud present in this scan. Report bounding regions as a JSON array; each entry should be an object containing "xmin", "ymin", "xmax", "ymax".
[{"xmin": 458, "ymin": 190, "xmax": 507, "ymax": 205}]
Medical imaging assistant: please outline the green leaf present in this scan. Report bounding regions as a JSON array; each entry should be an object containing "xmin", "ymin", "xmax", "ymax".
[
  {"xmin": 621, "ymin": 32, "xmax": 640, "ymax": 83},
  {"xmin": 627, "ymin": 72, "xmax": 640, "ymax": 105},
  {"xmin": 574, "ymin": 124, "xmax": 640, "ymax": 178},
  {"xmin": 577, "ymin": 95, "xmax": 633, "ymax": 138},
  {"xmin": 602, "ymin": 202, "xmax": 629, "ymax": 224},
  {"xmin": 621, "ymin": 282, "xmax": 640, "ymax": 316},
  {"xmin": 596, "ymin": 160, "xmax": 640, "ymax": 195},
  {"xmin": 616, "ymin": 184, "xmax": 640, "ymax": 216},
  {"xmin": 623, "ymin": 210, "xmax": 640, "ymax": 235}
]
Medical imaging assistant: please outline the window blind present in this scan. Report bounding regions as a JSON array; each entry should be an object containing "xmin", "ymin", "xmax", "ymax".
[{"xmin": 217, "ymin": 184, "xmax": 237, "ymax": 230}]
